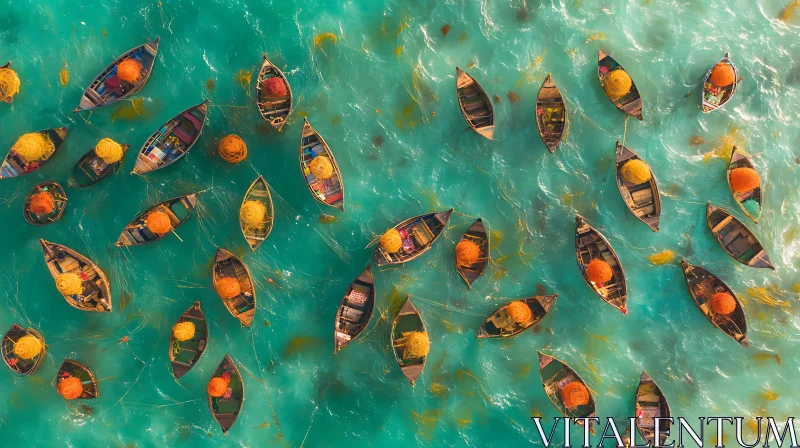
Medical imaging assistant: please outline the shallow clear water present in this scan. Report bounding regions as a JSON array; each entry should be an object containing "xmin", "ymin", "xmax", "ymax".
[{"xmin": 1, "ymin": 0, "xmax": 799, "ymax": 446}]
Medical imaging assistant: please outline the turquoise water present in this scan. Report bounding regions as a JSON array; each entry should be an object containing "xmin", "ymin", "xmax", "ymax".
[{"xmin": 1, "ymin": 0, "xmax": 800, "ymax": 446}]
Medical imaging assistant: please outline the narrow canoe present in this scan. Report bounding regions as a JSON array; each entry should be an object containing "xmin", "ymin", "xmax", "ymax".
[
  {"xmin": 1, "ymin": 61, "xmax": 13, "ymax": 103},
  {"xmin": 169, "ymin": 301, "xmax": 208, "ymax": 379},
  {"xmin": 373, "ymin": 209, "xmax": 454, "ymax": 267},
  {"xmin": 115, "ymin": 194, "xmax": 198, "ymax": 247},
  {"xmin": 40, "ymin": 239, "xmax": 112, "ymax": 312},
  {"xmin": 1, "ymin": 324, "xmax": 46, "ymax": 375},
  {"xmin": 334, "ymin": 263, "xmax": 376, "ymax": 354},
  {"xmin": 68, "ymin": 143, "xmax": 130, "ymax": 188},
  {"xmin": 23, "ymin": 181, "xmax": 67, "ymax": 225},
  {"xmin": 702, "ymin": 53, "xmax": 738, "ymax": 113},
  {"xmin": 537, "ymin": 352, "xmax": 597, "ymax": 435},
  {"xmin": 240, "ymin": 175, "xmax": 274, "ymax": 252},
  {"xmin": 455, "ymin": 218, "xmax": 490, "ymax": 288},
  {"xmin": 598, "ymin": 51, "xmax": 643, "ymax": 121},
  {"xmin": 680, "ymin": 259, "xmax": 749, "ymax": 347},
  {"xmin": 256, "ymin": 54, "xmax": 293, "ymax": 131},
  {"xmin": 0, "ymin": 127, "xmax": 68, "ymax": 179},
  {"xmin": 299, "ymin": 118, "xmax": 345, "ymax": 211},
  {"xmin": 575, "ymin": 215, "xmax": 628, "ymax": 314},
  {"xmin": 391, "ymin": 296, "xmax": 427, "ymax": 386},
  {"xmin": 536, "ymin": 74, "xmax": 569, "ymax": 153},
  {"xmin": 56, "ymin": 359, "xmax": 99, "ymax": 399},
  {"xmin": 727, "ymin": 145, "xmax": 762, "ymax": 223},
  {"xmin": 132, "ymin": 100, "xmax": 209, "ymax": 175},
  {"xmin": 706, "ymin": 203, "xmax": 773, "ymax": 270},
  {"xmin": 213, "ymin": 248, "xmax": 256, "ymax": 327},
  {"xmin": 456, "ymin": 67, "xmax": 495, "ymax": 140},
  {"xmin": 635, "ymin": 371, "xmax": 672, "ymax": 446},
  {"xmin": 615, "ymin": 142, "xmax": 661, "ymax": 231},
  {"xmin": 476, "ymin": 295, "xmax": 557, "ymax": 339},
  {"xmin": 73, "ymin": 38, "xmax": 160, "ymax": 113},
  {"xmin": 208, "ymin": 354, "xmax": 244, "ymax": 434}
]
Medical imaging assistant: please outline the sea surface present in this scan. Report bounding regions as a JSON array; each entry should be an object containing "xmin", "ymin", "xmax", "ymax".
[{"xmin": 1, "ymin": 0, "xmax": 799, "ymax": 446}]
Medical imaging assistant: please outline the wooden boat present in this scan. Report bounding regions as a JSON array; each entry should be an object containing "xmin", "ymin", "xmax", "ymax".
[
  {"xmin": 680, "ymin": 260, "xmax": 749, "ymax": 347},
  {"xmin": 391, "ymin": 296, "xmax": 427, "ymax": 386},
  {"xmin": 0, "ymin": 127, "xmax": 68, "ymax": 179},
  {"xmin": 132, "ymin": 100, "xmax": 209, "ymax": 174},
  {"xmin": 615, "ymin": 142, "xmax": 661, "ymax": 231},
  {"xmin": 169, "ymin": 301, "xmax": 208, "ymax": 379},
  {"xmin": 334, "ymin": 263, "xmax": 376, "ymax": 354},
  {"xmin": 256, "ymin": 54, "xmax": 293, "ymax": 131},
  {"xmin": 476, "ymin": 295, "xmax": 557, "ymax": 339},
  {"xmin": 537, "ymin": 352, "xmax": 597, "ymax": 435},
  {"xmin": 574, "ymin": 215, "xmax": 628, "ymax": 314},
  {"xmin": 23, "ymin": 181, "xmax": 67, "ymax": 225},
  {"xmin": 373, "ymin": 209, "xmax": 454, "ymax": 267},
  {"xmin": 706, "ymin": 203, "xmax": 773, "ymax": 270},
  {"xmin": 240, "ymin": 175, "xmax": 274, "ymax": 252},
  {"xmin": 635, "ymin": 371, "xmax": 672, "ymax": 446},
  {"xmin": 208, "ymin": 354, "xmax": 244, "ymax": 434},
  {"xmin": 455, "ymin": 218, "xmax": 490, "ymax": 288},
  {"xmin": 1, "ymin": 61, "xmax": 13, "ymax": 103},
  {"xmin": 115, "ymin": 194, "xmax": 198, "ymax": 247},
  {"xmin": 456, "ymin": 67, "xmax": 495, "ymax": 140},
  {"xmin": 56, "ymin": 359, "xmax": 99, "ymax": 399},
  {"xmin": 299, "ymin": 118, "xmax": 345, "ymax": 211},
  {"xmin": 73, "ymin": 38, "xmax": 160, "ymax": 113},
  {"xmin": 598, "ymin": 51, "xmax": 643, "ymax": 121},
  {"xmin": 40, "ymin": 239, "xmax": 112, "ymax": 312},
  {"xmin": 68, "ymin": 143, "xmax": 130, "ymax": 188},
  {"xmin": 2, "ymin": 324, "xmax": 46, "ymax": 375},
  {"xmin": 727, "ymin": 145, "xmax": 762, "ymax": 223},
  {"xmin": 213, "ymin": 248, "xmax": 256, "ymax": 327},
  {"xmin": 702, "ymin": 53, "xmax": 739, "ymax": 113},
  {"xmin": 536, "ymin": 74, "xmax": 569, "ymax": 153}
]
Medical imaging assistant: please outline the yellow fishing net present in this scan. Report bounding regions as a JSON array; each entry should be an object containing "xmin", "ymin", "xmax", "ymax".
[
  {"xmin": 172, "ymin": 321, "xmax": 196, "ymax": 341},
  {"xmin": 12, "ymin": 133, "xmax": 55, "ymax": 162},
  {"xmin": 309, "ymin": 156, "xmax": 333, "ymax": 179},
  {"xmin": 56, "ymin": 273, "xmax": 83, "ymax": 295},
  {"xmin": 95, "ymin": 138, "xmax": 124, "ymax": 164},
  {"xmin": 0, "ymin": 68, "xmax": 20, "ymax": 101},
  {"xmin": 380, "ymin": 229, "xmax": 402, "ymax": 253},
  {"xmin": 13, "ymin": 335, "xmax": 42, "ymax": 360},
  {"xmin": 401, "ymin": 331, "xmax": 430, "ymax": 359}
]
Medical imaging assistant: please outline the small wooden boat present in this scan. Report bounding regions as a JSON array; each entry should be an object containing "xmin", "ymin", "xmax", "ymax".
[
  {"xmin": 702, "ymin": 53, "xmax": 739, "ymax": 113},
  {"xmin": 0, "ymin": 127, "xmax": 68, "ymax": 179},
  {"xmin": 536, "ymin": 74, "xmax": 569, "ymax": 153},
  {"xmin": 1, "ymin": 61, "xmax": 14, "ymax": 103},
  {"xmin": 132, "ymin": 100, "xmax": 209, "ymax": 174},
  {"xmin": 115, "ymin": 194, "xmax": 198, "ymax": 247},
  {"xmin": 240, "ymin": 175, "xmax": 274, "ymax": 252},
  {"xmin": 256, "ymin": 54, "xmax": 293, "ymax": 131},
  {"xmin": 2, "ymin": 324, "xmax": 46, "ymax": 375},
  {"xmin": 537, "ymin": 352, "xmax": 597, "ymax": 435},
  {"xmin": 23, "ymin": 181, "xmax": 67, "ymax": 225},
  {"xmin": 208, "ymin": 354, "xmax": 244, "ymax": 434},
  {"xmin": 727, "ymin": 145, "xmax": 762, "ymax": 223},
  {"xmin": 213, "ymin": 248, "xmax": 256, "ymax": 327},
  {"xmin": 373, "ymin": 209, "xmax": 454, "ymax": 267},
  {"xmin": 334, "ymin": 263, "xmax": 376, "ymax": 354},
  {"xmin": 73, "ymin": 38, "xmax": 160, "ymax": 113},
  {"xmin": 68, "ymin": 143, "xmax": 130, "ymax": 188},
  {"xmin": 615, "ymin": 142, "xmax": 661, "ymax": 231},
  {"xmin": 56, "ymin": 358, "xmax": 99, "ymax": 399},
  {"xmin": 456, "ymin": 67, "xmax": 494, "ymax": 140},
  {"xmin": 635, "ymin": 371, "xmax": 672, "ymax": 446},
  {"xmin": 169, "ymin": 301, "xmax": 208, "ymax": 379},
  {"xmin": 299, "ymin": 118, "xmax": 345, "ymax": 211},
  {"xmin": 476, "ymin": 295, "xmax": 557, "ymax": 339},
  {"xmin": 455, "ymin": 218, "xmax": 490, "ymax": 288},
  {"xmin": 40, "ymin": 239, "xmax": 112, "ymax": 312},
  {"xmin": 598, "ymin": 51, "xmax": 643, "ymax": 121},
  {"xmin": 574, "ymin": 215, "xmax": 628, "ymax": 314},
  {"xmin": 706, "ymin": 203, "xmax": 773, "ymax": 270},
  {"xmin": 680, "ymin": 260, "xmax": 749, "ymax": 347},
  {"xmin": 391, "ymin": 296, "xmax": 427, "ymax": 386}
]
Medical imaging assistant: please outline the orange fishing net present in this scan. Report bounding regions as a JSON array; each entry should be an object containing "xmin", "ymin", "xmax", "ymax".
[
  {"xmin": 218, "ymin": 135, "xmax": 247, "ymax": 163},
  {"xmin": 145, "ymin": 211, "xmax": 171, "ymax": 234},
  {"xmin": 28, "ymin": 191, "xmax": 55, "ymax": 214},
  {"xmin": 711, "ymin": 293, "xmax": 736, "ymax": 315},
  {"xmin": 455, "ymin": 240, "xmax": 480, "ymax": 267},
  {"xmin": 562, "ymin": 381, "xmax": 590, "ymax": 409},
  {"xmin": 729, "ymin": 167, "xmax": 760, "ymax": 192},
  {"xmin": 215, "ymin": 277, "xmax": 241, "ymax": 299},
  {"xmin": 58, "ymin": 377, "xmax": 83, "ymax": 400},
  {"xmin": 117, "ymin": 59, "xmax": 143, "ymax": 83},
  {"xmin": 586, "ymin": 259, "xmax": 612, "ymax": 283},
  {"xmin": 506, "ymin": 301, "xmax": 532, "ymax": 323}
]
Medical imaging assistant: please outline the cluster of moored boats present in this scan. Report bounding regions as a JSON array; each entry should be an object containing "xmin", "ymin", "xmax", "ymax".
[{"xmin": 0, "ymin": 37, "xmax": 767, "ymax": 439}]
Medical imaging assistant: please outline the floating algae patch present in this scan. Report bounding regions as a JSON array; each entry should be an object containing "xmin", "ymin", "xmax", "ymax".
[
  {"xmin": 394, "ymin": 96, "xmax": 424, "ymax": 129},
  {"xmin": 59, "ymin": 65, "xmax": 68, "ymax": 87},
  {"xmin": 119, "ymin": 291, "xmax": 132, "ymax": 310},
  {"xmin": 318, "ymin": 214, "xmax": 337, "ymax": 224},
  {"xmin": 507, "ymin": 92, "xmax": 520, "ymax": 103},
  {"xmin": 702, "ymin": 127, "xmax": 743, "ymax": 163},
  {"xmin": 441, "ymin": 24, "xmax": 451, "ymax": 37},
  {"xmin": 760, "ymin": 388, "xmax": 779, "ymax": 401},
  {"xmin": 285, "ymin": 336, "xmax": 324, "ymax": 357},
  {"xmin": 412, "ymin": 408, "xmax": 442, "ymax": 441},
  {"xmin": 313, "ymin": 32, "xmax": 337, "ymax": 55},
  {"xmin": 235, "ymin": 69, "xmax": 251, "ymax": 94},
  {"xmin": 386, "ymin": 285, "xmax": 406, "ymax": 318},
  {"xmin": 752, "ymin": 352, "xmax": 782, "ymax": 365},
  {"xmin": 747, "ymin": 286, "xmax": 790, "ymax": 307},
  {"xmin": 585, "ymin": 31, "xmax": 606, "ymax": 43},
  {"xmin": 110, "ymin": 98, "xmax": 150, "ymax": 121},
  {"xmin": 491, "ymin": 230, "xmax": 503, "ymax": 247},
  {"xmin": 780, "ymin": 0, "xmax": 800, "ymax": 21},
  {"xmin": 206, "ymin": 78, "xmax": 215, "ymax": 91},
  {"xmin": 648, "ymin": 250, "xmax": 676, "ymax": 265}
]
